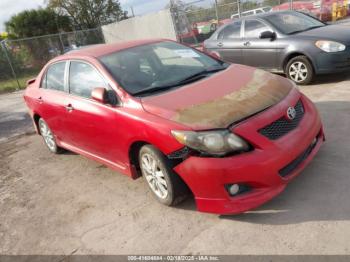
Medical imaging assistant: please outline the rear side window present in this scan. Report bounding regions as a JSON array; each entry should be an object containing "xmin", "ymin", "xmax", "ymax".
[
  {"xmin": 45, "ymin": 62, "xmax": 66, "ymax": 91},
  {"xmin": 69, "ymin": 61, "xmax": 106, "ymax": 99},
  {"xmin": 244, "ymin": 19, "xmax": 269, "ymax": 38},
  {"xmin": 218, "ymin": 21, "xmax": 242, "ymax": 40}
]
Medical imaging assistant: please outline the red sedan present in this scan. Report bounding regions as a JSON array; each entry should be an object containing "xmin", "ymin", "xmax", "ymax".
[{"xmin": 23, "ymin": 39, "xmax": 324, "ymax": 214}]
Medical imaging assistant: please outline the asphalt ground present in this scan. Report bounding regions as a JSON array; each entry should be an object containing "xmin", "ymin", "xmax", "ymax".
[{"xmin": 0, "ymin": 73, "xmax": 350, "ymax": 254}]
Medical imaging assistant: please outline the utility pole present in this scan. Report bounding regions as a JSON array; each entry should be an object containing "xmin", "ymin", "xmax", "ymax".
[
  {"xmin": 214, "ymin": 0, "xmax": 219, "ymax": 21},
  {"xmin": 1, "ymin": 40, "xmax": 20, "ymax": 90},
  {"xmin": 130, "ymin": 6, "xmax": 135, "ymax": 17},
  {"xmin": 55, "ymin": 13, "xmax": 65, "ymax": 53},
  {"xmin": 237, "ymin": 0, "xmax": 241, "ymax": 18}
]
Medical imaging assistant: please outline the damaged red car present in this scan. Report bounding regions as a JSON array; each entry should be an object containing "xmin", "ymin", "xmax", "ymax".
[{"xmin": 23, "ymin": 39, "xmax": 324, "ymax": 214}]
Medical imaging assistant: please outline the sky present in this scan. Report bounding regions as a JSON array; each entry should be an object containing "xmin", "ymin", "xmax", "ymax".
[
  {"xmin": 0, "ymin": 0, "xmax": 45, "ymax": 32},
  {"xmin": 119, "ymin": 0, "xmax": 170, "ymax": 16},
  {"xmin": 0, "ymin": 0, "xmax": 212, "ymax": 32}
]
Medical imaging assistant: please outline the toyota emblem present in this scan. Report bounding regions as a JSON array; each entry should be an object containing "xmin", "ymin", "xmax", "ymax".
[{"xmin": 286, "ymin": 107, "xmax": 296, "ymax": 120}]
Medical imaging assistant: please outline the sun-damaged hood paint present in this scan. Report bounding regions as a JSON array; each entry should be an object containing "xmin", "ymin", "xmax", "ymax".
[{"xmin": 141, "ymin": 65, "xmax": 293, "ymax": 130}]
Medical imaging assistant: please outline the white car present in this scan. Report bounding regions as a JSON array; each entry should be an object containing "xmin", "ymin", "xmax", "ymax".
[{"xmin": 231, "ymin": 6, "xmax": 272, "ymax": 19}]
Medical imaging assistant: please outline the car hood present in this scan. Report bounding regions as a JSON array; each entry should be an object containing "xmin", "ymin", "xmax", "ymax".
[
  {"xmin": 297, "ymin": 24, "xmax": 350, "ymax": 44},
  {"xmin": 141, "ymin": 65, "xmax": 293, "ymax": 130}
]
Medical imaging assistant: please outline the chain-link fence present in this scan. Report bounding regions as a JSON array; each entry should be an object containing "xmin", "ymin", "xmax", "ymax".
[
  {"xmin": 170, "ymin": 0, "xmax": 350, "ymax": 47},
  {"xmin": 0, "ymin": 28, "xmax": 105, "ymax": 93},
  {"xmin": 1, "ymin": 0, "xmax": 350, "ymax": 93}
]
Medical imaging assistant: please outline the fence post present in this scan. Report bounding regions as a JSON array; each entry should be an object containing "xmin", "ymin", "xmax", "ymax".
[
  {"xmin": 214, "ymin": 0, "xmax": 219, "ymax": 21},
  {"xmin": 58, "ymin": 32, "xmax": 65, "ymax": 53},
  {"xmin": 1, "ymin": 40, "xmax": 21, "ymax": 90},
  {"xmin": 99, "ymin": 26, "xmax": 106, "ymax": 44},
  {"xmin": 237, "ymin": 0, "xmax": 241, "ymax": 18}
]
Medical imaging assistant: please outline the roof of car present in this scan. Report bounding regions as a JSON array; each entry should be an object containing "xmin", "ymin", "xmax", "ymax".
[{"xmin": 63, "ymin": 38, "xmax": 167, "ymax": 58}]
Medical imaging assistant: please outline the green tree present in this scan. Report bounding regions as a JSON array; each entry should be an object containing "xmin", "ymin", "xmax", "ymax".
[
  {"xmin": 5, "ymin": 8, "xmax": 72, "ymax": 70},
  {"xmin": 5, "ymin": 8, "xmax": 72, "ymax": 38},
  {"xmin": 48, "ymin": 0, "xmax": 128, "ymax": 29}
]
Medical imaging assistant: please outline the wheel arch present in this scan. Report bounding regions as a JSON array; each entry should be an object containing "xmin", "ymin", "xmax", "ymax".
[
  {"xmin": 128, "ymin": 140, "xmax": 149, "ymax": 179},
  {"xmin": 33, "ymin": 113, "xmax": 42, "ymax": 135},
  {"xmin": 127, "ymin": 140, "xmax": 190, "ymax": 191},
  {"xmin": 283, "ymin": 52, "xmax": 315, "ymax": 73}
]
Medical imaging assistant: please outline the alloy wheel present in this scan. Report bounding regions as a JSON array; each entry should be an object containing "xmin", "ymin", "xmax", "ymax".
[
  {"xmin": 289, "ymin": 61, "xmax": 308, "ymax": 83},
  {"xmin": 141, "ymin": 153, "xmax": 168, "ymax": 199},
  {"xmin": 39, "ymin": 120, "xmax": 56, "ymax": 152}
]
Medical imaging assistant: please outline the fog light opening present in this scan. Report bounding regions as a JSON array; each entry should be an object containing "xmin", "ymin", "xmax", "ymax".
[
  {"xmin": 229, "ymin": 184, "xmax": 240, "ymax": 196},
  {"xmin": 225, "ymin": 183, "xmax": 250, "ymax": 197}
]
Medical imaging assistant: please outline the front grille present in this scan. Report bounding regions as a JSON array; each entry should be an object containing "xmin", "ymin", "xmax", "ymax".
[
  {"xmin": 259, "ymin": 100, "xmax": 304, "ymax": 140},
  {"xmin": 279, "ymin": 137, "xmax": 318, "ymax": 178}
]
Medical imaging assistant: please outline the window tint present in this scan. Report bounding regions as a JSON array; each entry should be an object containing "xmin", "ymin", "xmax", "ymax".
[
  {"xmin": 218, "ymin": 21, "xmax": 242, "ymax": 39},
  {"xmin": 245, "ymin": 20, "xmax": 269, "ymax": 38},
  {"xmin": 45, "ymin": 62, "xmax": 66, "ymax": 91},
  {"xmin": 69, "ymin": 61, "xmax": 106, "ymax": 98}
]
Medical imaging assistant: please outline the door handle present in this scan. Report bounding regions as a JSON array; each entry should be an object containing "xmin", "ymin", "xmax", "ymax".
[
  {"xmin": 65, "ymin": 104, "xmax": 74, "ymax": 112},
  {"xmin": 244, "ymin": 41, "xmax": 251, "ymax": 47},
  {"xmin": 217, "ymin": 42, "xmax": 223, "ymax": 47}
]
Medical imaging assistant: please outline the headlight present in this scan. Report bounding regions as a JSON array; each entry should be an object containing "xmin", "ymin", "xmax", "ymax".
[
  {"xmin": 171, "ymin": 130, "xmax": 250, "ymax": 156},
  {"xmin": 315, "ymin": 40, "xmax": 345, "ymax": 52}
]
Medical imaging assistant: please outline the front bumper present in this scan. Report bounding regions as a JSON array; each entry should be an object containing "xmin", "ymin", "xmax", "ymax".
[
  {"xmin": 173, "ymin": 89, "xmax": 324, "ymax": 214},
  {"xmin": 315, "ymin": 49, "xmax": 350, "ymax": 74}
]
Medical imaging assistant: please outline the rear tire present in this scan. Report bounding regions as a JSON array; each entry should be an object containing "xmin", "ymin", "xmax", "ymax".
[
  {"xmin": 139, "ymin": 145, "xmax": 189, "ymax": 206},
  {"xmin": 38, "ymin": 118, "xmax": 63, "ymax": 154},
  {"xmin": 286, "ymin": 55, "xmax": 314, "ymax": 85}
]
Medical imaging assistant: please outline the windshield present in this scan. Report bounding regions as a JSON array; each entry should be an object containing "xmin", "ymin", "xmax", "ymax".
[
  {"xmin": 264, "ymin": 12, "xmax": 325, "ymax": 35},
  {"xmin": 99, "ymin": 41, "xmax": 227, "ymax": 96}
]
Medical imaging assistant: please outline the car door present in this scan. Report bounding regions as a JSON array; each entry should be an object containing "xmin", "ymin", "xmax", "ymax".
[
  {"xmin": 209, "ymin": 21, "xmax": 244, "ymax": 64},
  {"xmin": 242, "ymin": 19, "xmax": 277, "ymax": 69},
  {"xmin": 37, "ymin": 61, "xmax": 70, "ymax": 141},
  {"xmin": 63, "ymin": 60, "xmax": 121, "ymax": 164}
]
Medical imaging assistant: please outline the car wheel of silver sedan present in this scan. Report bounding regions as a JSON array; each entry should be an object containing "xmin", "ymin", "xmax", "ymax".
[
  {"xmin": 38, "ymin": 118, "xmax": 63, "ymax": 154},
  {"xmin": 139, "ymin": 145, "xmax": 189, "ymax": 206},
  {"xmin": 286, "ymin": 55, "xmax": 314, "ymax": 85}
]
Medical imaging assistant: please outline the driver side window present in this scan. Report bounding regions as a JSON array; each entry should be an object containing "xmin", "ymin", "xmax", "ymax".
[
  {"xmin": 69, "ymin": 61, "xmax": 107, "ymax": 99},
  {"xmin": 244, "ymin": 19, "xmax": 269, "ymax": 38},
  {"xmin": 218, "ymin": 21, "xmax": 242, "ymax": 40}
]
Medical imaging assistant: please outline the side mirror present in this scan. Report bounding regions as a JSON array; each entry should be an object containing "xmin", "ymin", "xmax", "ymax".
[
  {"xmin": 91, "ymin": 87, "xmax": 108, "ymax": 104},
  {"xmin": 91, "ymin": 87, "xmax": 119, "ymax": 106},
  {"xmin": 259, "ymin": 31, "xmax": 276, "ymax": 40}
]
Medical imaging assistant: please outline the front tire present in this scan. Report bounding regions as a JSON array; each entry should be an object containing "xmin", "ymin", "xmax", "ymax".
[
  {"xmin": 38, "ymin": 118, "xmax": 63, "ymax": 154},
  {"xmin": 139, "ymin": 145, "xmax": 189, "ymax": 206},
  {"xmin": 286, "ymin": 55, "xmax": 314, "ymax": 85}
]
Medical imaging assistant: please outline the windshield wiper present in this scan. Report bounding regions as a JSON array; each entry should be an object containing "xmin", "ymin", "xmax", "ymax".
[
  {"xmin": 132, "ymin": 83, "xmax": 185, "ymax": 96},
  {"xmin": 288, "ymin": 25, "xmax": 325, "ymax": 35},
  {"xmin": 177, "ymin": 67, "xmax": 226, "ymax": 85},
  {"xmin": 133, "ymin": 66, "xmax": 227, "ymax": 96}
]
